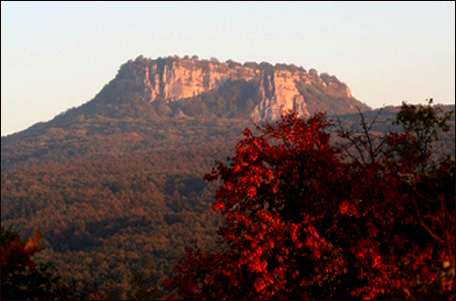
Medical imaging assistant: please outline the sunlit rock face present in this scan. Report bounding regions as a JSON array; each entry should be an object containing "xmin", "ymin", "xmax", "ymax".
[
  {"xmin": 251, "ymin": 68, "xmax": 311, "ymax": 121},
  {"xmin": 108, "ymin": 55, "xmax": 366, "ymax": 122}
]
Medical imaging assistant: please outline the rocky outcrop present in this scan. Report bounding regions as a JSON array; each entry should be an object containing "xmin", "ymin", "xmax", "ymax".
[
  {"xmin": 113, "ymin": 57, "xmax": 258, "ymax": 103},
  {"xmin": 252, "ymin": 69, "xmax": 310, "ymax": 121},
  {"xmin": 107, "ymin": 55, "xmax": 367, "ymax": 122}
]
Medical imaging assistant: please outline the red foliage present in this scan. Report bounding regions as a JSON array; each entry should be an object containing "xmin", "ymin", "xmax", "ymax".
[
  {"xmin": 1, "ymin": 229, "xmax": 43, "ymax": 276},
  {"xmin": 166, "ymin": 111, "xmax": 455, "ymax": 300}
]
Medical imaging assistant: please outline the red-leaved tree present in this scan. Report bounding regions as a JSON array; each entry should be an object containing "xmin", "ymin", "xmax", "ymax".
[{"xmin": 165, "ymin": 105, "xmax": 454, "ymax": 300}]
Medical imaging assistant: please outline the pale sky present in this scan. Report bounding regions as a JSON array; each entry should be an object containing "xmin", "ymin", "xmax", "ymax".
[{"xmin": 1, "ymin": 1, "xmax": 455, "ymax": 136}]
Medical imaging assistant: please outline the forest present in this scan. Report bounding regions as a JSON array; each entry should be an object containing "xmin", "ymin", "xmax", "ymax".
[
  {"xmin": 1, "ymin": 90, "xmax": 454, "ymax": 299},
  {"xmin": 1, "ymin": 116, "xmax": 242, "ymax": 299}
]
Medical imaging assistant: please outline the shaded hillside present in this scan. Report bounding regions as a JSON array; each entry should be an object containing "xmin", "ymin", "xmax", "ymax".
[
  {"xmin": 329, "ymin": 104, "xmax": 455, "ymax": 160},
  {"xmin": 1, "ymin": 116, "xmax": 245, "ymax": 299}
]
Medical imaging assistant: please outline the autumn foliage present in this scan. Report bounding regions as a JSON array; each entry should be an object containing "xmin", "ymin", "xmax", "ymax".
[
  {"xmin": 1, "ymin": 226, "xmax": 69, "ymax": 300},
  {"xmin": 166, "ymin": 104, "xmax": 455, "ymax": 300}
]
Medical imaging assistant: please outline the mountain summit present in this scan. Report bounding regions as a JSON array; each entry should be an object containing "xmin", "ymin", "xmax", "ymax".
[{"xmin": 81, "ymin": 55, "xmax": 369, "ymax": 122}]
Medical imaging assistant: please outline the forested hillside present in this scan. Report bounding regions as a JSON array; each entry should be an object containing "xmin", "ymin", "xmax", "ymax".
[
  {"xmin": 2, "ymin": 116, "xmax": 246, "ymax": 298},
  {"xmin": 2, "ymin": 105, "xmax": 454, "ymax": 299},
  {"xmin": 1, "ymin": 56, "xmax": 454, "ymax": 299}
]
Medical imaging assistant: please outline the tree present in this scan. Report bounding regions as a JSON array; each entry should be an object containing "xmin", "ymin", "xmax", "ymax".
[
  {"xmin": 1, "ymin": 226, "xmax": 69, "ymax": 300},
  {"xmin": 166, "ymin": 107, "xmax": 454, "ymax": 300},
  {"xmin": 390, "ymin": 98, "xmax": 453, "ymax": 173},
  {"xmin": 384, "ymin": 101, "xmax": 455, "ymax": 299}
]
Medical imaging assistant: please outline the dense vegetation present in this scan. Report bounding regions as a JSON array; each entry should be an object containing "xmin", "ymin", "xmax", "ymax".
[
  {"xmin": 1, "ymin": 226, "xmax": 69, "ymax": 300},
  {"xmin": 1, "ymin": 102, "xmax": 454, "ymax": 299},
  {"xmin": 167, "ymin": 102, "xmax": 455, "ymax": 300},
  {"xmin": 2, "ymin": 114, "xmax": 247, "ymax": 299}
]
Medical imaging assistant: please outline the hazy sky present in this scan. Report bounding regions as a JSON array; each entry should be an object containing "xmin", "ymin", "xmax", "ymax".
[{"xmin": 2, "ymin": 1, "xmax": 455, "ymax": 136}]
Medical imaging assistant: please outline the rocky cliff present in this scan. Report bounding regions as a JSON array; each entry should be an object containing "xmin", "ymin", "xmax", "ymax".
[{"xmin": 96, "ymin": 55, "xmax": 369, "ymax": 122}]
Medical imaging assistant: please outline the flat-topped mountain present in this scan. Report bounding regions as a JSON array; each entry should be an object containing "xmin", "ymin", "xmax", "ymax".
[
  {"xmin": 2, "ymin": 55, "xmax": 372, "ymax": 172},
  {"xmin": 2, "ymin": 55, "xmax": 370, "ymax": 144},
  {"xmin": 77, "ymin": 55, "xmax": 369, "ymax": 122}
]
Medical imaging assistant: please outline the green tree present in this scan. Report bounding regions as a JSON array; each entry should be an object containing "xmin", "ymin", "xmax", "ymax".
[{"xmin": 391, "ymin": 98, "xmax": 454, "ymax": 173}]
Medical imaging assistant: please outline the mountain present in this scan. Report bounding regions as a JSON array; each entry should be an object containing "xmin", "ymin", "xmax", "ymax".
[
  {"xmin": 2, "ymin": 55, "xmax": 369, "ymax": 172},
  {"xmin": 2, "ymin": 55, "xmax": 452, "ymax": 299},
  {"xmin": 88, "ymin": 55, "xmax": 368, "ymax": 120},
  {"xmin": 52, "ymin": 55, "xmax": 367, "ymax": 122}
]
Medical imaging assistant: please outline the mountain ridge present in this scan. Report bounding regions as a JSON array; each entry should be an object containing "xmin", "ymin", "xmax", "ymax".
[
  {"xmin": 103, "ymin": 55, "xmax": 369, "ymax": 121},
  {"xmin": 2, "ymin": 55, "xmax": 369, "ymax": 140}
]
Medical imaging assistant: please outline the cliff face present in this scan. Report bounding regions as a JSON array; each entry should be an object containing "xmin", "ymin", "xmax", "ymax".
[
  {"xmin": 103, "ymin": 56, "xmax": 366, "ymax": 122},
  {"xmin": 252, "ymin": 68, "xmax": 310, "ymax": 121},
  {"xmin": 113, "ymin": 57, "xmax": 257, "ymax": 101}
]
